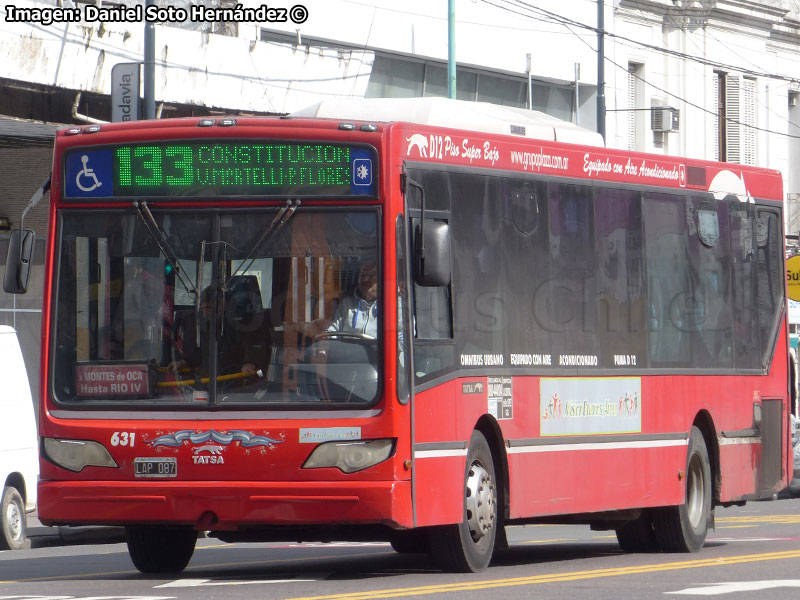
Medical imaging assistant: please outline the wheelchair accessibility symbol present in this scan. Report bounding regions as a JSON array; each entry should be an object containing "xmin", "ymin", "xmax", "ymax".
[
  {"xmin": 64, "ymin": 149, "xmax": 111, "ymax": 198},
  {"xmin": 76, "ymin": 154, "xmax": 102, "ymax": 192}
]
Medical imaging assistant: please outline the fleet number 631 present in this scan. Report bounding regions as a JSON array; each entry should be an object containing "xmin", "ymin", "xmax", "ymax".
[{"xmin": 111, "ymin": 431, "xmax": 136, "ymax": 447}]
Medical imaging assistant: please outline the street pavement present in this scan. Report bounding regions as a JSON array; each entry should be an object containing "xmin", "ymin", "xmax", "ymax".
[{"xmin": 26, "ymin": 511, "xmax": 126, "ymax": 549}]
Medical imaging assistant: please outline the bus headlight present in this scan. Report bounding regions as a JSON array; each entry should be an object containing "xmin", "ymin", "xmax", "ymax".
[
  {"xmin": 302, "ymin": 439, "xmax": 395, "ymax": 473},
  {"xmin": 42, "ymin": 438, "xmax": 118, "ymax": 472}
]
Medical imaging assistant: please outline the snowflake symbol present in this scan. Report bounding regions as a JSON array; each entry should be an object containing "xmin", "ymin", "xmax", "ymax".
[{"xmin": 357, "ymin": 164, "xmax": 370, "ymax": 180}]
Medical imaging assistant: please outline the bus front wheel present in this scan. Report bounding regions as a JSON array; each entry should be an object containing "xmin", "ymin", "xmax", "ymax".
[
  {"xmin": 125, "ymin": 525, "xmax": 197, "ymax": 573},
  {"xmin": 428, "ymin": 430, "xmax": 498, "ymax": 572},
  {"xmin": 651, "ymin": 426, "xmax": 711, "ymax": 552}
]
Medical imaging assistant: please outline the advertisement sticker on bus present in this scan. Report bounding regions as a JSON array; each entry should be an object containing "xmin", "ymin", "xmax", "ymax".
[
  {"xmin": 403, "ymin": 129, "xmax": 690, "ymax": 190},
  {"xmin": 540, "ymin": 377, "xmax": 642, "ymax": 436},
  {"xmin": 299, "ymin": 427, "xmax": 362, "ymax": 443}
]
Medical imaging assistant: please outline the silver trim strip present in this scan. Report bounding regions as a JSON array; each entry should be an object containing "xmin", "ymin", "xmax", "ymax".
[
  {"xmin": 718, "ymin": 436, "xmax": 762, "ymax": 446},
  {"xmin": 506, "ymin": 438, "xmax": 689, "ymax": 454},
  {"xmin": 415, "ymin": 448, "xmax": 469, "ymax": 459}
]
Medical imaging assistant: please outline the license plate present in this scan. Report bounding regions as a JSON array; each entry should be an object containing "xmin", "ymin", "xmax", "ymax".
[{"xmin": 134, "ymin": 457, "xmax": 177, "ymax": 478}]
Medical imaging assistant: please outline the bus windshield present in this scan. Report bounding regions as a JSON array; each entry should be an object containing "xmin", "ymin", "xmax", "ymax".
[{"xmin": 52, "ymin": 207, "xmax": 380, "ymax": 407}]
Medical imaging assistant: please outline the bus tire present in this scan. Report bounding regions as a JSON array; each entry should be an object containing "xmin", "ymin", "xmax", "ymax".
[
  {"xmin": 0, "ymin": 486, "xmax": 28, "ymax": 551},
  {"xmin": 125, "ymin": 525, "xmax": 197, "ymax": 573},
  {"xmin": 615, "ymin": 509, "xmax": 657, "ymax": 552},
  {"xmin": 389, "ymin": 529, "xmax": 428, "ymax": 554},
  {"xmin": 651, "ymin": 427, "xmax": 711, "ymax": 552},
  {"xmin": 428, "ymin": 430, "xmax": 498, "ymax": 572}
]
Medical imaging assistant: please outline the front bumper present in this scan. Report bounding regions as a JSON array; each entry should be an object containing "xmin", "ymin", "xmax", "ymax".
[{"xmin": 37, "ymin": 479, "xmax": 410, "ymax": 530}]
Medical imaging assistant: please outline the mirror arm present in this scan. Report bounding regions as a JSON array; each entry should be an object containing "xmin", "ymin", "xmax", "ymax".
[
  {"xmin": 18, "ymin": 176, "xmax": 50, "ymax": 233},
  {"xmin": 17, "ymin": 177, "xmax": 50, "ymax": 268},
  {"xmin": 3, "ymin": 177, "xmax": 48, "ymax": 295}
]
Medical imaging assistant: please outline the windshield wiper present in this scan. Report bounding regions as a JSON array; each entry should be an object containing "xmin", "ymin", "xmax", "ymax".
[
  {"xmin": 133, "ymin": 201, "xmax": 197, "ymax": 298},
  {"xmin": 224, "ymin": 198, "xmax": 301, "ymax": 290}
]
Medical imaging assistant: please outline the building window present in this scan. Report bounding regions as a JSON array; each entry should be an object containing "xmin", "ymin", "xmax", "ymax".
[
  {"xmin": 477, "ymin": 73, "xmax": 527, "ymax": 108},
  {"xmin": 421, "ymin": 63, "xmax": 478, "ymax": 101},
  {"xmin": 741, "ymin": 77, "xmax": 757, "ymax": 166},
  {"xmin": 714, "ymin": 71, "xmax": 728, "ymax": 161},
  {"xmin": 627, "ymin": 62, "xmax": 644, "ymax": 151},
  {"xmin": 714, "ymin": 71, "xmax": 755, "ymax": 165},
  {"xmin": 366, "ymin": 56, "xmax": 424, "ymax": 98},
  {"xmin": 529, "ymin": 85, "xmax": 574, "ymax": 122},
  {"xmin": 367, "ymin": 54, "xmax": 574, "ymax": 119}
]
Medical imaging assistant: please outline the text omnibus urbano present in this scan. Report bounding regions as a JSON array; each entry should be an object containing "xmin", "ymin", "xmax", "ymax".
[{"xmin": 4, "ymin": 99, "xmax": 791, "ymax": 573}]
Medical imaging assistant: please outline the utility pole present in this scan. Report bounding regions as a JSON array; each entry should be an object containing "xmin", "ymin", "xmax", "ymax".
[
  {"xmin": 575, "ymin": 63, "xmax": 580, "ymax": 126},
  {"xmin": 143, "ymin": 0, "xmax": 156, "ymax": 119},
  {"xmin": 448, "ymin": 0, "xmax": 456, "ymax": 99},
  {"xmin": 527, "ymin": 54, "xmax": 533, "ymax": 110},
  {"xmin": 597, "ymin": 0, "xmax": 606, "ymax": 140}
]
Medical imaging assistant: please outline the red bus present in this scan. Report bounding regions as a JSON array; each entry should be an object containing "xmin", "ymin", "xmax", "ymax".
[{"xmin": 4, "ymin": 98, "xmax": 791, "ymax": 573}]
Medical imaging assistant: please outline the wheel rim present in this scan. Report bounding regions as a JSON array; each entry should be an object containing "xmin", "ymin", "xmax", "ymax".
[
  {"xmin": 5, "ymin": 499, "xmax": 22, "ymax": 542},
  {"xmin": 465, "ymin": 461, "xmax": 496, "ymax": 543},
  {"xmin": 686, "ymin": 452, "xmax": 706, "ymax": 529}
]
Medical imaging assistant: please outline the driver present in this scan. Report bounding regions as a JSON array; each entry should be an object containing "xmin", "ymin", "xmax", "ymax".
[{"xmin": 326, "ymin": 263, "xmax": 378, "ymax": 338}]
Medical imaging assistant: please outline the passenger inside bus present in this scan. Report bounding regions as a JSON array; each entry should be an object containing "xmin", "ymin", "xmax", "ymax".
[{"xmin": 168, "ymin": 278, "xmax": 270, "ymax": 385}]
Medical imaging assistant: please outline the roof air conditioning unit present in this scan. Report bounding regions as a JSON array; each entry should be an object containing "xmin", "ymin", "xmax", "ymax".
[{"xmin": 651, "ymin": 107, "xmax": 680, "ymax": 132}]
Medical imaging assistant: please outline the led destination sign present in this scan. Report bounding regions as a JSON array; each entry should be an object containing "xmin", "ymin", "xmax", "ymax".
[{"xmin": 63, "ymin": 141, "xmax": 376, "ymax": 199}]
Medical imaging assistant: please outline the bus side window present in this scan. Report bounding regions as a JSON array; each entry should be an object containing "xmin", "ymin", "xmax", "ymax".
[
  {"xmin": 729, "ymin": 201, "xmax": 759, "ymax": 369},
  {"xmin": 687, "ymin": 197, "xmax": 734, "ymax": 368},
  {"xmin": 755, "ymin": 209, "xmax": 783, "ymax": 368},
  {"xmin": 644, "ymin": 194, "xmax": 691, "ymax": 366}
]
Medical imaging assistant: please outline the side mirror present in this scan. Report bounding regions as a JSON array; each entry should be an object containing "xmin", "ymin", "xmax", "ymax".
[
  {"xmin": 3, "ymin": 229, "xmax": 35, "ymax": 294},
  {"xmin": 414, "ymin": 221, "xmax": 451, "ymax": 287}
]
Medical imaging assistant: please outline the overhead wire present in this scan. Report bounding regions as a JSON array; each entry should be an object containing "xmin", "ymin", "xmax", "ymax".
[
  {"xmin": 624, "ymin": 0, "xmax": 800, "ymax": 133},
  {"xmin": 481, "ymin": 0, "xmax": 800, "ymax": 84},
  {"xmin": 478, "ymin": 0, "xmax": 800, "ymax": 140}
]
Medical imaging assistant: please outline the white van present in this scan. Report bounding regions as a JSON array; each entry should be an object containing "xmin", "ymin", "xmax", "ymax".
[{"xmin": 0, "ymin": 325, "xmax": 38, "ymax": 550}]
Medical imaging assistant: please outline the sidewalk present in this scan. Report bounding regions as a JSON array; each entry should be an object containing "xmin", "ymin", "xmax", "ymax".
[{"xmin": 26, "ymin": 512, "xmax": 126, "ymax": 549}]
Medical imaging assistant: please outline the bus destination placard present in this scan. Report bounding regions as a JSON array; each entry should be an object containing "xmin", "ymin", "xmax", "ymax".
[{"xmin": 63, "ymin": 141, "xmax": 376, "ymax": 199}]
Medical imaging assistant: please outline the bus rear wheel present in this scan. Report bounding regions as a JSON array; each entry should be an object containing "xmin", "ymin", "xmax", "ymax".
[
  {"xmin": 652, "ymin": 427, "xmax": 711, "ymax": 552},
  {"xmin": 125, "ymin": 525, "xmax": 197, "ymax": 573},
  {"xmin": 429, "ymin": 430, "xmax": 498, "ymax": 572},
  {"xmin": 615, "ymin": 509, "xmax": 658, "ymax": 553}
]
